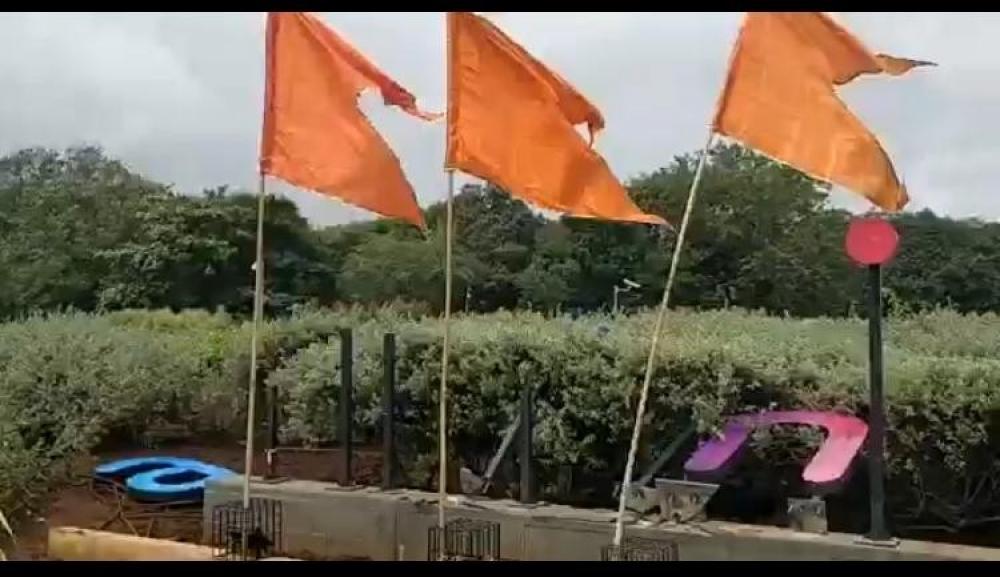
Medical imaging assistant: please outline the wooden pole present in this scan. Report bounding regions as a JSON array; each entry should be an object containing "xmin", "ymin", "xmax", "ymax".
[
  {"xmin": 438, "ymin": 14, "xmax": 458, "ymax": 552},
  {"xmin": 265, "ymin": 383, "xmax": 279, "ymax": 478},
  {"xmin": 612, "ymin": 132, "xmax": 715, "ymax": 547},
  {"xmin": 242, "ymin": 173, "xmax": 267, "ymax": 509},
  {"xmin": 437, "ymin": 169, "xmax": 455, "ymax": 541},
  {"xmin": 237, "ymin": 173, "xmax": 267, "ymax": 562}
]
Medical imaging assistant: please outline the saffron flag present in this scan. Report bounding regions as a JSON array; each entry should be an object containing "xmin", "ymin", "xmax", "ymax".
[
  {"xmin": 260, "ymin": 12, "xmax": 439, "ymax": 228},
  {"xmin": 713, "ymin": 12, "xmax": 934, "ymax": 211},
  {"xmin": 445, "ymin": 12, "xmax": 665, "ymax": 226}
]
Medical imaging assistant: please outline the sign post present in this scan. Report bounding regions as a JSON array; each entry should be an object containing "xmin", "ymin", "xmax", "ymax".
[{"xmin": 845, "ymin": 217, "xmax": 899, "ymax": 544}]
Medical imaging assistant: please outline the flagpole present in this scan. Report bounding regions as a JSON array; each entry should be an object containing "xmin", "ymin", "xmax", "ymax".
[
  {"xmin": 437, "ymin": 169, "xmax": 456, "ymax": 547},
  {"xmin": 612, "ymin": 131, "xmax": 715, "ymax": 548},
  {"xmin": 242, "ymin": 173, "xmax": 267, "ymax": 510}
]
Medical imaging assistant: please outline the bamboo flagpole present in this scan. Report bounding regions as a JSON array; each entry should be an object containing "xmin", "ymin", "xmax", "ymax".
[
  {"xmin": 437, "ymin": 170, "xmax": 456, "ymax": 550},
  {"xmin": 610, "ymin": 13, "xmax": 748, "ymax": 547},
  {"xmin": 610, "ymin": 11, "xmax": 930, "ymax": 547},
  {"xmin": 250, "ymin": 13, "xmax": 440, "ymax": 539},
  {"xmin": 437, "ymin": 14, "xmax": 456, "ymax": 552},
  {"xmin": 612, "ymin": 131, "xmax": 715, "ymax": 548},
  {"xmin": 242, "ymin": 173, "xmax": 267, "ymax": 511},
  {"xmin": 242, "ymin": 12, "xmax": 272, "ymax": 516},
  {"xmin": 238, "ymin": 173, "xmax": 267, "ymax": 560}
]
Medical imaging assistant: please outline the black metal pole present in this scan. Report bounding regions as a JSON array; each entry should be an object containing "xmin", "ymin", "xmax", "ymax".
[
  {"xmin": 867, "ymin": 264, "xmax": 889, "ymax": 541},
  {"xmin": 382, "ymin": 332, "xmax": 397, "ymax": 490},
  {"xmin": 339, "ymin": 328, "xmax": 354, "ymax": 486},
  {"xmin": 519, "ymin": 383, "xmax": 536, "ymax": 504}
]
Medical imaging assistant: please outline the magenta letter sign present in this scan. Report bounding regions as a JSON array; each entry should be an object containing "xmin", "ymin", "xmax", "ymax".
[{"xmin": 683, "ymin": 411, "xmax": 868, "ymax": 490}]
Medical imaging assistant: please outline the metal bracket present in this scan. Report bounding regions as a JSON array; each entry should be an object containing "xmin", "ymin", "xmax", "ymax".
[
  {"xmin": 787, "ymin": 497, "xmax": 827, "ymax": 534},
  {"xmin": 623, "ymin": 483, "xmax": 660, "ymax": 514},
  {"xmin": 477, "ymin": 413, "xmax": 521, "ymax": 495},
  {"xmin": 653, "ymin": 478, "xmax": 719, "ymax": 524},
  {"xmin": 636, "ymin": 425, "xmax": 696, "ymax": 487}
]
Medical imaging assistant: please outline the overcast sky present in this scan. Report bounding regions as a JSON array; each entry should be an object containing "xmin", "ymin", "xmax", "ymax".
[{"xmin": 0, "ymin": 12, "xmax": 990, "ymax": 226}]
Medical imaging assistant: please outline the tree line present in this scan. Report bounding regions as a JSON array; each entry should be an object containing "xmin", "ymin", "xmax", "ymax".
[{"xmin": 0, "ymin": 144, "xmax": 995, "ymax": 320}]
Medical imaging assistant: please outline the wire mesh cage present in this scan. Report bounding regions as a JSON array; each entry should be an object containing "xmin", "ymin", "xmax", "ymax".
[
  {"xmin": 601, "ymin": 537, "xmax": 679, "ymax": 561},
  {"xmin": 427, "ymin": 518, "xmax": 501, "ymax": 561},
  {"xmin": 211, "ymin": 498, "xmax": 283, "ymax": 561}
]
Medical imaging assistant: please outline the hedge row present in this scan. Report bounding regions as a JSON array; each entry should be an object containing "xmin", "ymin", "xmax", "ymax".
[
  {"xmin": 270, "ymin": 308, "xmax": 1000, "ymax": 528},
  {"xmin": 0, "ymin": 305, "xmax": 396, "ymax": 513},
  {"xmin": 2, "ymin": 306, "xmax": 1000, "ymax": 532}
]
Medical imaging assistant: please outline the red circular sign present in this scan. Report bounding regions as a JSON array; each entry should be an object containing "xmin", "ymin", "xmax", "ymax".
[{"xmin": 845, "ymin": 218, "xmax": 899, "ymax": 266}]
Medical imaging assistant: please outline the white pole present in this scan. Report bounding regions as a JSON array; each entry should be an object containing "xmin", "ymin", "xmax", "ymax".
[
  {"xmin": 242, "ymin": 174, "xmax": 267, "ymax": 510},
  {"xmin": 237, "ymin": 173, "xmax": 267, "ymax": 560},
  {"xmin": 612, "ymin": 132, "xmax": 715, "ymax": 548},
  {"xmin": 437, "ymin": 169, "xmax": 456, "ymax": 550}
]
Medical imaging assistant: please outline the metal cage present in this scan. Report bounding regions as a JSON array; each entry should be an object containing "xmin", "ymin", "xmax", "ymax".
[
  {"xmin": 427, "ymin": 518, "xmax": 501, "ymax": 561},
  {"xmin": 601, "ymin": 537, "xmax": 679, "ymax": 561},
  {"xmin": 211, "ymin": 498, "xmax": 283, "ymax": 561}
]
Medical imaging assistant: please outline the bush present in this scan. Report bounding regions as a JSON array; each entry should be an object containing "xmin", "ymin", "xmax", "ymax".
[
  {"xmin": 268, "ymin": 308, "xmax": 1000, "ymax": 530},
  {"xmin": 0, "ymin": 313, "xmax": 218, "ymax": 511},
  {"xmin": 2, "ymin": 306, "xmax": 1000, "ymax": 534}
]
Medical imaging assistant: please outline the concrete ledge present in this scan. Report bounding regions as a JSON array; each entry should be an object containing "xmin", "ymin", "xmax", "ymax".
[{"xmin": 204, "ymin": 477, "xmax": 1000, "ymax": 561}]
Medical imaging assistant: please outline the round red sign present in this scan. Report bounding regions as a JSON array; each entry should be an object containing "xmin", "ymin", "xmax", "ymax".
[{"xmin": 845, "ymin": 218, "xmax": 899, "ymax": 266}]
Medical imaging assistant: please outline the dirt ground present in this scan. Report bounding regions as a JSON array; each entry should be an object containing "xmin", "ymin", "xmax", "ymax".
[{"xmin": 11, "ymin": 443, "xmax": 382, "ymax": 560}]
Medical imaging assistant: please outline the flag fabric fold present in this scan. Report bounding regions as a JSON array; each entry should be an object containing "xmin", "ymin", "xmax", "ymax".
[
  {"xmin": 261, "ymin": 12, "xmax": 438, "ymax": 228},
  {"xmin": 712, "ymin": 12, "xmax": 933, "ymax": 212},
  {"xmin": 445, "ymin": 12, "xmax": 665, "ymax": 226}
]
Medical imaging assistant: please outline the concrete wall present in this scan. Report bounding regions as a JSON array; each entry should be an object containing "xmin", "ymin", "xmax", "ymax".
[{"xmin": 204, "ymin": 477, "xmax": 1000, "ymax": 561}]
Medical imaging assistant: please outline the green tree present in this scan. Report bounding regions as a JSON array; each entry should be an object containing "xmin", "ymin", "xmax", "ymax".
[
  {"xmin": 337, "ymin": 228, "xmax": 487, "ymax": 314},
  {"xmin": 6, "ymin": 142, "xmax": 1000, "ymax": 321},
  {"xmin": 557, "ymin": 218, "xmax": 663, "ymax": 311},
  {"xmin": 0, "ymin": 147, "xmax": 337, "ymax": 318},
  {"xmin": 517, "ymin": 222, "xmax": 581, "ymax": 314},
  {"xmin": 426, "ymin": 184, "xmax": 543, "ymax": 311},
  {"xmin": 0, "ymin": 146, "xmax": 168, "ymax": 317},
  {"xmin": 887, "ymin": 210, "xmax": 1000, "ymax": 314},
  {"xmin": 95, "ymin": 194, "xmax": 238, "ymax": 310},
  {"xmin": 98, "ymin": 190, "xmax": 338, "ymax": 315},
  {"xmin": 628, "ymin": 142, "xmax": 845, "ymax": 314}
]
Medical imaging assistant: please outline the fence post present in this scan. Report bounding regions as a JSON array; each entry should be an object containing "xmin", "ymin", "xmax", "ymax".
[
  {"xmin": 519, "ymin": 382, "xmax": 536, "ymax": 504},
  {"xmin": 382, "ymin": 332, "xmax": 397, "ymax": 490},
  {"xmin": 339, "ymin": 328, "xmax": 354, "ymax": 486},
  {"xmin": 265, "ymin": 381, "xmax": 279, "ymax": 478}
]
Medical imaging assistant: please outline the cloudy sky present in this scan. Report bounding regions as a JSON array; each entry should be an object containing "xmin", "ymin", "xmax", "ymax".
[{"xmin": 0, "ymin": 12, "xmax": 989, "ymax": 226}]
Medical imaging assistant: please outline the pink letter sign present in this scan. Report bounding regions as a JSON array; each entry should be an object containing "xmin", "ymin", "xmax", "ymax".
[{"xmin": 683, "ymin": 411, "xmax": 868, "ymax": 490}]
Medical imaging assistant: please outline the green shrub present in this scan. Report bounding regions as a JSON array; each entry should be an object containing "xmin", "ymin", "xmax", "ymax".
[
  {"xmin": 267, "ymin": 308, "xmax": 1000, "ymax": 529},
  {"xmin": 0, "ymin": 305, "xmax": 418, "ymax": 512},
  {"xmin": 2, "ymin": 306, "xmax": 1000, "ymax": 533}
]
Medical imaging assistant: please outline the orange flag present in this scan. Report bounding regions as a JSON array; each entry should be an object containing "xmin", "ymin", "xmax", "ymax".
[
  {"xmin": 445, "ymin": 12, "xmax": 665, "ymax": 226},
  {"xmin": 713, "ymin": 12, "xmax": 934, "ymax": 212},
  {"xmin": 260, "ymin": 12, "xmax": 439, "ymax": 228}
]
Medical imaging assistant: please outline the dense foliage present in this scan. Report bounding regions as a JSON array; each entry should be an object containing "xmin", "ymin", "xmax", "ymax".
[
  {"xmin": 270, "ymin": 308, "xmax": 1000, "ymax": 533},
  {"xmin": 3, "ymin": 307, "xmax": 1000, "ymax": 536},
  {"xmin": 4, "ymin": 145, "xmax": 1000, "ymax": 319},
  {"xmin": 3, "ymin": 142, "xmax": 1000, "ymax": 543}
]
